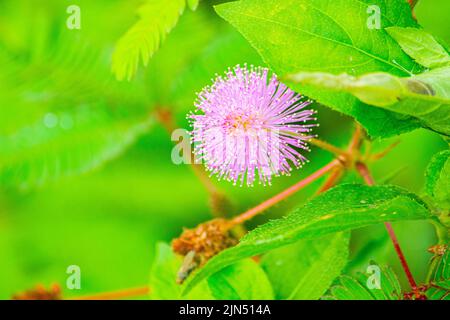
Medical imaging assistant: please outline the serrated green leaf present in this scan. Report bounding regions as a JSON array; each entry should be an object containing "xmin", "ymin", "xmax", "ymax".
[
  {"xmin": 287, "ymin": 68, "xmax": 450, "ymax": 136},
  {"xmin": 215, "ymin": 0, "xmax": 423, "ymax": 138},
  {"xmin": 112, "ymin": 0, "xmax": 198, "ymax": 81},
  {"xmin": 324, "ymin": 264, "xmax": 402, "ymax": 300},
  {"xmin": 386, "ymin": 27, "xmax": 450, "ymax": 69},
  {"xmin": 425, "ymin": 150, "xmax": 450, "ymax": 210},
  {"xmin": 183, "ymin": 184, "xmax": 431, "ymax": 294},
  {"xmin": 149, "ymin": 242, "xmax": 214, "ymax": 299},
  {"xmin": 261, "ymin": 232, "xmax": 349, "ymax": 300},
  {"xmin": 208, "ymin": 259, "xmax": 274, "ymax": 300}
]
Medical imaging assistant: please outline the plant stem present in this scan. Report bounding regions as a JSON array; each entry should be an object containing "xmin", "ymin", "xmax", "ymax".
[
  {"xmin": 229, "ymin": 159, "xmax": 341, "ymax": 226},
  {"xmin": 154, "ymin": 107, "xmax": 231, "ymax": 214},
  {"xmin": 370, "ymin": 140, "xmax": 400, "ymax": 161},
  {"xmin": 355, "ymin": 161, "xmax": 420, "ymax": 297},
  {"xmin": 408, "ymin": 0, "xmax": 418, "ymax": 10},
  {"xmin": 317, "ymin": 166, "xmax": 344, "ymax": 193},
  {"xmin": 70, "ymin": 286, "xmax": 149, "ymax": 300},
  {"xmin": 347, "ymin": 123, "xmax": 363, "ymax": 152},
  {"xmin": 309, "ymin": 138, "xmax": 347, "ymax": 157},
  {"xmin": 430, "ymin": 219, "xmax": 449, "ymax": 244}
]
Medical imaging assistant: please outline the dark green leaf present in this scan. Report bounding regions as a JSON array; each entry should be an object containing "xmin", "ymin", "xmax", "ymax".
[
  {"xmin": 215, "ymin": 0, "xmax": 424, "ymax": 138},
  {"xmin": 183, "ymin": 184, "xmax": 431, "ymax": 294}
]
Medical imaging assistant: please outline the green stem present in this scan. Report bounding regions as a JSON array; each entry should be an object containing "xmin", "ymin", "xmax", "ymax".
[{"xmin": 430, "ymin": 218, "xmax": 449, "ymax": 244}]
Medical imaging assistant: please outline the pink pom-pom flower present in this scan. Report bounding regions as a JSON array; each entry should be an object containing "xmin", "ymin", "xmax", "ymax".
[{"xmin": 189, "ymin": 65, "xmax": 317, "ymax": 186}]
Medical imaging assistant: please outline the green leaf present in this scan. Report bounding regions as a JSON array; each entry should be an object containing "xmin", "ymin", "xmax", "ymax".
[
  {"xmin": 287, "ymin": 67, "xmax": 450, "ymax": 136},
  {"xmin": 183, "ymin": 184, "xmax": 431, "ymax": 294},
  {"xmin": 112, "ymin": 0, "xmax": 198, "ymax": 81},
  {"xmin": 149, "ymin": 243, "xmax": 213, "ymax": 299},
  {"xmin": 426, "ymin": 246, "xmax": 449, "ymax": 300},
  {"xmin": 425, "ymin": 150, "xmax": 450, "ymax": 210},
  {"xmin": 150, "ymin": 243, "xmax": 274, "ymax": 300},
  {"xmin": 215, "ymin": 0, "xmax": 424, "ymax": 138},
  {"xmin": 324, "ymin": 264, "xmax": 402, "ymax": 300},
  {"xmin": 208, "ymin": 259, "xmax": 274, "ymax": 300},
  {"xmin": 261, "ymin": 232, "xmax": 349, "ymax": 300},
  {"xmin": 386, "ymin": 27, "xmax": 450, "ymax": 69}
]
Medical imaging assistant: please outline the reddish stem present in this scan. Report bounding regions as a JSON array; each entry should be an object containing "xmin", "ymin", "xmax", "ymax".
[
  {"xmin": 317, "ymin": 166, "xmax": 343, "ymax": 193},
  {"xmin": 355, "ymin": 162, "xmax": 419, "ymax": 297},
  {"xmin": 229, "ymin": 159, "xmax": 340, "ymax": 226},
  {"xmin": 70, "ymin": 286, "xmax": 149, "ymax": 300},
  {"xmin": 384, "ymin": 223, "xmax": 419, "ymax": 293}
]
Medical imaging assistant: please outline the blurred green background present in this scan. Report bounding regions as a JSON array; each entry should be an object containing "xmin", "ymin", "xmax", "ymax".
[{"xmin": 0, "ymin": 0, "xmax": 448, "ymax": 299}]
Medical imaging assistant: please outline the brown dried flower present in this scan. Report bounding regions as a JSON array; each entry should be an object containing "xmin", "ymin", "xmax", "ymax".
[
  {"xmin": 172, "ymin": 218, "xmax": 237, "ymax": 283},
  {"xmin": 12, "ymin": 284, "xmax": 62, "ymax": 300}
]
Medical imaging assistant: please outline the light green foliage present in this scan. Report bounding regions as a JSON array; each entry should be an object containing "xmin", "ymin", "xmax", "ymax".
[
  {"xmin": 143, "ymin": 9, "xmax": 218, "ymax": 107},
  {"xmin": 150, "ymin": 243, "xmax": 213, "ymax": 299},
  {"xmin": 184, "ymin": 184, "xmax": 431, "ymax": 294},
  {"xmin": 0, "ymin": 106, "xmax": 153, "ymax": 189},
  {"xmin": 0, "ymin": 1, "xmax": 155, "ymax": 189},
  {"xmin": 415, "ymin": 0, "xmax": 450, "ymax": 45},
  {"xmin": 323, "ymin": 264, "xmax": 402, "ymax": 300},
  {"xmin": 208, "ymin": 259, "xmax": 274, "ymax": 300},
  {"xmin": 112, "ymin": 0, "xmax": 199, "ymax": 80},
  {"xmin": 150, "ymin": 243, "xmax": 274, "ymax": 300},
  {"xmin": 261, "ymin": 232, "xmax": 349, "ymax": 299},
  {"xmin": 215, "ymin": 0, "xmax": 424, "ymax": 138},
  {"xmin": 0, "ymin": 150, "xmax": 213, "ymax": 299},
  {"xmin": 426, "ymin": 248, "xmax": 450, "ymax": 300},
  {"xmin": 425, "ymin": 150, "xmax": 450, "ymax": 210},
  {"xmin": 288, "ymin": 67, "xmax": 450, "ymax": 136},
  {"xmin": 386, "ymin": 27, "xmax": 450, "ymax": 69}
]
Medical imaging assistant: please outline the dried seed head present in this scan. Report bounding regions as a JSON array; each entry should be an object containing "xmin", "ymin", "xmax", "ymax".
[
  {"xmin": 172, "ymin": 218, "xmax": 237, "ymax": 267},
  {"xmin": 12, "ymin": 284, "xmax": 61, "ymax": 300},
  {"xmin": 428, "ymin": 244, "xmax": 448, "ymax": 256}
]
